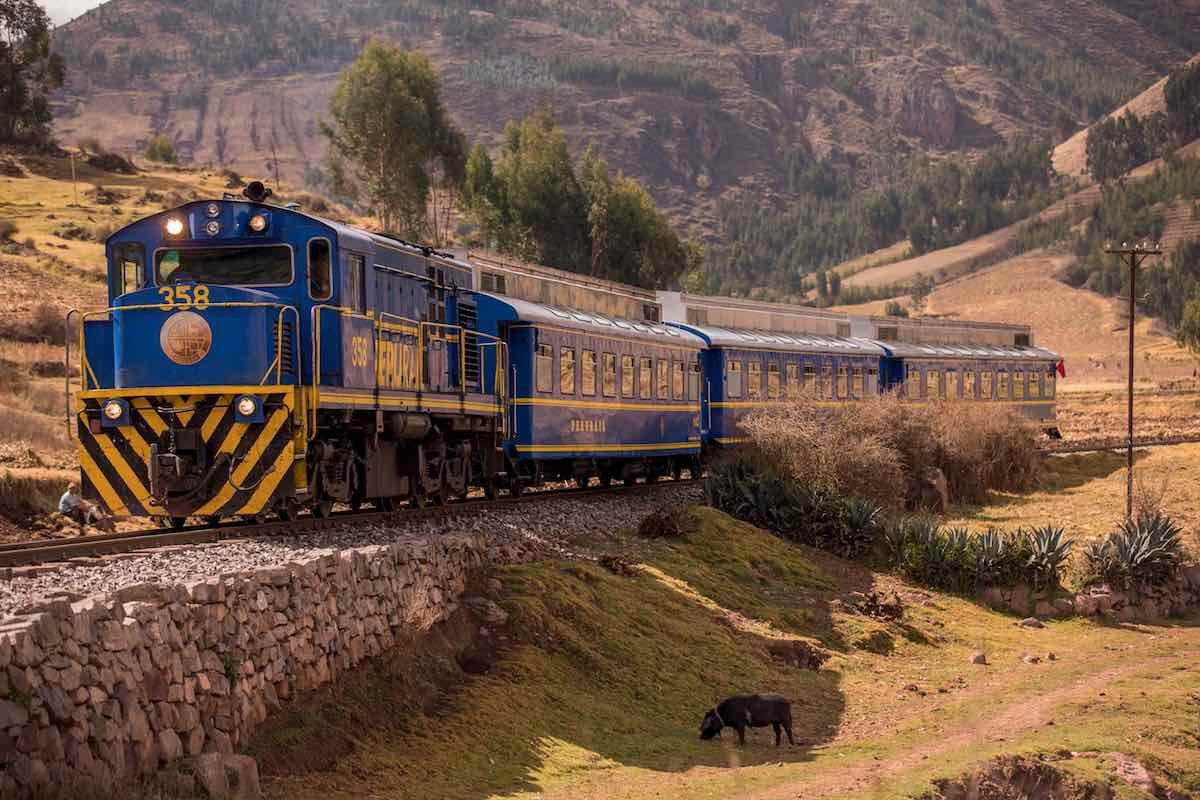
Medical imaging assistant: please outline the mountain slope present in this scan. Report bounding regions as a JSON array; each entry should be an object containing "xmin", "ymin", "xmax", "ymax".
[{"xmin": 51, "ymin": 0, "xmax": 1200, "ymax": 239}]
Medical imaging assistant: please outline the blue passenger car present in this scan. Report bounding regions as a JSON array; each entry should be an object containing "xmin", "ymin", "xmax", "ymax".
[
  {"xmin": 667, "ymin": 324, "xmax": 887, "ymax": 448},
  {"xmin": 473, "ymin": 294, "xmax": 704, "ymax": 486}
]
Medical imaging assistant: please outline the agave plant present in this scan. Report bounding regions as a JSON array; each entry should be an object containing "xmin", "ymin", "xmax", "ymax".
[
  {"xmin": 1109, "ymin": 512, "xmax": 1183, "ymax": 587},
  {"xmin": 972, "ymin": 527, "xmax": 1009, "ymax": 586},
  {"xmin": 1025, "ymin": 525, "xmax": 1073, "ymax": 589},
  {"xmin": 836, "ymin": 497, "xmax": 883, "ymax": 559}
]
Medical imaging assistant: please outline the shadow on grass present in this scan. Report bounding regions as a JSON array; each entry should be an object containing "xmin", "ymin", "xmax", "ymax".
[{"xmin": 253, "ymin": 509, "xmax": 869, "ymax": 800}]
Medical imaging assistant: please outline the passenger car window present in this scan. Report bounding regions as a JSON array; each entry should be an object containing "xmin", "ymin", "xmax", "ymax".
[
  {"xmin": 767, "ymin": 364, "xmax": 780, "ymax": 399},
  {"xmin": 1029, "ymin": 370, "xmax": 1041, "ymax": 399},
  {"xmin": 785, "ymin": 364, "xmax": 800, "ymax": 397},
  {"xmin": 1047, "ymin": 369, "xmax": 1056, "ymax": 398},
  {"xmin": 926, "ymin": 369, "xmax": 941, "ymax": 400},
  {"xmin": 726, "ymin": 361, "xmax": 743, "ymax": 399},
  {"xmin": 803, "ymin": 365, "xmax": 816, "ymax": 395},
  {"xmin": 621, "ymin": 355, "xmax": 635, "ymax": 398},
  {"xmin": 657, "ymin": 359, "xmax": 669, "ymax": 400},
  {"xmin": 852, "ymin": 367, "xmax": 864, "ymax": 399},
  {"xmin": 998, "ymin": 371, "xmax": 1010, "ymax": 399},
  {"xmin": 689, "ymin": 362, "xmax": 701, "ymax": 400},
  {"xmin": 640, "ymin": 357, "xmax": 653, "ymax": 398},
  {"xmin": 748, "ymin": 362, "xmax": 762, "ymax": 399},
  {"xmin": 308, "ymin": 239, "xmax": 332, "ymax": 300},
  {"xmin": 672, "ymin": 361, "xmax": 684, "ymax": 400},
  {"xmin": 981, "ymin": 370, "xmax": 994, "ymax": 399},
  {"xmin": 536, "ymin": 344, "xmax": 554, "ymax": 393},
  {"xmin": 837, "ymin": 365, "xmax": 849, "ymax": 399},
  {"xmin": 964, "ymin": 370, "xmax": 977, "ymax": 399},
  {"xmin": 1013, "ymin": 370, "xmax": 1025, "ymax": 399},
  {"xmin": 581, "ymin": 350, "xmax": 596, "ymax": 396},
  {"xmin": 822, "ymin": 364, "xmax": 834, "ymax": 400},
  {"xmin": 907, "ymin": 366, "xmax": 921, "ymax": 399},
  {"xmin": 603, "ymin": 353, "xmax": 617, "ymax": 397},
  {"xmin": 560, "ymin": 348, "xmax": 576, "ymax": 395}
]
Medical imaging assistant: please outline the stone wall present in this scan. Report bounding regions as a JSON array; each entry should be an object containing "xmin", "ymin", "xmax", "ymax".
[
  {"xmin": 980, "ymin": 565, "xmax": 1200, "ymax": 622},
  {"xmin": 0, "ymin": 534, "xmax": 488, "ymax": 798}
]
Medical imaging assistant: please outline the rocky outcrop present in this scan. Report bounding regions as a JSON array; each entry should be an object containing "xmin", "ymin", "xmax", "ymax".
[
  {"xmin": 0, "ymin": 534, "xmax": 487, "ymax": 798},
  {"xmin": 872, "ymin": 59, "xmax": 960, "ymax": 147}
]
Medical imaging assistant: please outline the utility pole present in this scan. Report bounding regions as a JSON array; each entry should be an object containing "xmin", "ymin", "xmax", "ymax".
[{"xmin": 1105, "ymin": 240, "xmax": 1162, "ymax": 520}]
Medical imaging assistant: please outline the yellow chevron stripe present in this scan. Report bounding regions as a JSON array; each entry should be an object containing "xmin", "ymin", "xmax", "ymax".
[
  {"xmin": 195, "ymin": 405, "xmax": 290, "ymax": 516},
  {"xmin": 200, "ymin": 395, "xmax": 233, "ymax": 441},
  {"xmin": 131, "ymin": 398, "xmax": 167, "ymax": 437},
  {"xmin": 166, "ymin": 395, "xmax": 196, "ymax": 426},
  {"xmin": 234, "ymin": 441, "xmax": 295, "ymax": 515},
  {"xmin": 116, "ymin": 424, "xmax": 150, "ymax": 465},
  {"xmin": 78, "ymin": 445, "xmax": 129, "ymax": 517},
  {"xmin": 86, "ymin": 427, "xmax": 152, "ymax": 511}
]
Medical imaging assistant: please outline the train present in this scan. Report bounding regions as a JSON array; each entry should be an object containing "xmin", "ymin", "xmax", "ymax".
[{"xmin": 70, "ymin": 183, "xmax": 1062, "ymax": 525}]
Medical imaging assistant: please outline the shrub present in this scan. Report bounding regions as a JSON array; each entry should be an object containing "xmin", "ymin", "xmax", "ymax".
[
  {"xmin": 884, "ymin": 301, "xmax": 909, "ymax": 318},
  {"xmin": 0, "ymin": 218, "xmax": 16, "ymax": 241},
  {"xmin": 705, "ymin": 451, "xmax": 883, "ymax": 559},
  {"xmin": 883, "ymin": 521, "xmax": 1069, "ymax": 594},
  {"xmin": 1081, "ymin": 512, "xmax": 1184, "ymax": 589},
  {"xmin": 144, "ymin": 134, "xmax": 177, "ymax": 164},
  {"xmin": 741, "ymin": 395, "xmax": 1040, "ymax": 511}
]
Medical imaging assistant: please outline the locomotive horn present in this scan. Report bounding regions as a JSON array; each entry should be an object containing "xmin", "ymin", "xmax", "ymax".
[{"xmin": 243, "ymin": 181, "xmax": 273, "ymax": 203}]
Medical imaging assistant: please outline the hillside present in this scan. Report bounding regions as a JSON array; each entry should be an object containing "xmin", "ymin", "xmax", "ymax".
[{"xmin": 50, "ymin": 0, "xmax": 1200, "ymax": 240}]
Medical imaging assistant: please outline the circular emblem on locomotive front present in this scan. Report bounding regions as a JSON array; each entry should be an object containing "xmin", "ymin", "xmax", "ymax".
[{"xmin": 159, "ymin": 311, "xmax": 212, "ymax": 366}]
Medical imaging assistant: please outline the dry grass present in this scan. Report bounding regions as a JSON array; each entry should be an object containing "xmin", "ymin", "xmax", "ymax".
[
  {"xmin": 742, "ymin": 395, "xmax": 1040, "ymax": 510},
  {"xmin": 946, "ymin": 443, "xmax": 1200, "ymax": 552}
]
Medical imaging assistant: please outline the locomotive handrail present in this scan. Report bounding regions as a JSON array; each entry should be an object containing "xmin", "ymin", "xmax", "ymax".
[
  {"xmin": 74, "ymin": 301, "xmax": 298, "ymax": 393},
  {"xmin": 257, "ymin": 305, "xmax": 300, "ymax": 386}
]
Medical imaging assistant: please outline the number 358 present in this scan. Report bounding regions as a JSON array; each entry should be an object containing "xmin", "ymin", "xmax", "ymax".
[{"xmin": 159, "ymin": 284, "xmax": 210, "ymax": 310}]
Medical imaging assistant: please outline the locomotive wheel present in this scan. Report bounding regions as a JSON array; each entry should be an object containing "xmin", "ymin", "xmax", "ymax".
[
  {"xmin": 349, "ymin": 500, "xmax": 362, "ymax": 512},
  {"xmin": 483, "ymin": 478, "xmax": 498, "ymax": 500},
  {"xmin": 170, "ymin": 516, "xmax": 187, "ymax": 530},
  {"xmin": 204, "ymin": 515, "xmax": 221, "ymax": 527},
  {"xmin": 509, "ymin": 478, "xmax": 524, "ymax": 497},
  {"xmin": 313, "ymin": 498, "xmax": 334, "ymax": 518},
  {"xmin": 623, "ymin": 473, "xmax": 638, "ymax": 487},
  {"xmin": 598, "ymin": 471, "xmax": 612, "ymax": 488},
  {"xmin": 277, "ymin": 500, "xmax": 298, "ymax": 522},
  {"xmin": 411, "ymin": 493, "xmax": 428, "ymax": 509},
  {"xmin": 574, "ymin": 475, "xmax": 590, "ymax": 489},
  {"xmin": 378, "ymin": 497, "xmax": 397, "ymax": 513},
  {"xmin": 672, "ymin": 461, "xmax": 684, "ymax": 481}
]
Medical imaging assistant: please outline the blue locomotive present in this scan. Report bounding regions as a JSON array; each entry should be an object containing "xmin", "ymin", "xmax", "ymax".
[{"xmin": 73, "ymin": 184, "xmax": 1060, "ymax": 524}]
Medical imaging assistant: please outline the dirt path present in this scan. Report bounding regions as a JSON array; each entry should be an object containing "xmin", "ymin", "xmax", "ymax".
[{"xmin": 745, "ymin": 628, "xmax": 1200, "ymax": 799}]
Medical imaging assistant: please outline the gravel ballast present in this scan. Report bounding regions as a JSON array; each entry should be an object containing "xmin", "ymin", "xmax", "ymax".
[{"xmin": 0, "ymin": 484, "xmax": 703, "ymax": 620}]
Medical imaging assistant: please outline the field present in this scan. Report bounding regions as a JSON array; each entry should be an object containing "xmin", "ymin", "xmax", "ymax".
[{"xmin": 254, "ymin": 507, "xmax": 1200, "ymax": 800}]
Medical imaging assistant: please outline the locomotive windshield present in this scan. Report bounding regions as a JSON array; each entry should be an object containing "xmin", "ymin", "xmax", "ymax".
[{"xmin": 155, "ymin": 245, "xmax": 292, "ymax": 286}]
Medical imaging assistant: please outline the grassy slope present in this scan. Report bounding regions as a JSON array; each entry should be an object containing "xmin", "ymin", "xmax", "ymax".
[{"xmin": 263, "ymin": 507, "xmax": 1200, "ymax": 800}]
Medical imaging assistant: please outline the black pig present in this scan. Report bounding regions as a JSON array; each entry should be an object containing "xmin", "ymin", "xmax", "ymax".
[{"xmin": 699, "ymin": 693, "xmax": 794, "ymax": 746}]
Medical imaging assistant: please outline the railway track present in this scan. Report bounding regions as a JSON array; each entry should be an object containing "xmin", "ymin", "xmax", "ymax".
[
  {"xmin": 1040, "ymin": 434, "xmax": 1200, "ymax": 456},
  {"xmin": 0, "ymin": 478, "xmax": 701, "ymax": 572}
]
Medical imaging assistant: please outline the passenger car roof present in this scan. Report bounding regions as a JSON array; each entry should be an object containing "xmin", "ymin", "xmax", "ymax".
[
  {"xmin": 877, "ymin": 342, "xmax": 1060, "ymax": 361},
  {"xmin": 667, "ymin": 323, "xmax": 887, "ymax": 356},
  {"xmin": 473, "ymin": 293, "xmax": 704, "ymax": 347}
]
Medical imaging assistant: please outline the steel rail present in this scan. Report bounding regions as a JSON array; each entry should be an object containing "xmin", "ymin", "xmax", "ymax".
[
  {"xmin": 0, "ymin": 478, "xmax": 701, "ymax": 570},
  {"xmin": 1039, "ymin": 435, "xmax": 1200, "ymax": 456}
]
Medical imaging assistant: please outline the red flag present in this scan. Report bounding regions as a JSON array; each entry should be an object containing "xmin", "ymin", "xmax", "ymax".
[{"xmin": 1056, "ymin": 360, "xmax": 1066, "ymax": 379}]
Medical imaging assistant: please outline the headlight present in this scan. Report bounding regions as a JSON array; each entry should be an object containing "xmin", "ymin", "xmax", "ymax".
[
  {"xmin": 205, "ymin": 202, "xmax": 220, "ymax": 218},
  {"xmin": 103, "ymin": 400, "xmax": 124, "ymax": 420},
  {"xmin": 236, "ymin": 396, "xmax": 258, "ymax": 417},
  {"xmin": 205, "ymin": 220, "xmax": 220, "ymax": 236},
  {"xmin": 248, "ymin": 214, "xmax": 267, "ymax": 233},
  {"xmin": 165, "ymin": 216, "xmax": 185, "ymax": 236}
]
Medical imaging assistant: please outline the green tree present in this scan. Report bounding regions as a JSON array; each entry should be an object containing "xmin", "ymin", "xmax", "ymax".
[
  {"xmin": 0, "ymin": 0, "xmax": 64, "ymax": 144},
  {"xmin": 1177, "ymin": 290, "xmax": 1200, "ymax": 356},
  {"xmin": 1165, "ymin": 62, "xmax": 1200, "ymax": 143},
  {"xmin": 828, "ymin": 271, "xmax": 842, "ymax": 298},
  {"xmin": 323, "ymin": 41, "xmax": 466, "ymax": 241},
  {"xmin": 463, "ymin": 109, "xmax": 692, "ymax": 288},
  {"xmin": 143, "ymin": 134, "xmax": 177, "ymax": 164},
  {"xmin": 909, "ymin": 273, "xmax": 935, "ymax": 313}
]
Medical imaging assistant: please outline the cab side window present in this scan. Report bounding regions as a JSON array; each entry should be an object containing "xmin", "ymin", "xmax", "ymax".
[
  {"xmin": 345, "ymin": 254, "xmax": 365, "ymax": 314},
  {"xmin": 113, "ymin": 242, "xmax": 145, "ymax": 296},
  {"xmin": 308, "ymin": 239, "xmax": 333, "ymax": 300}
]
